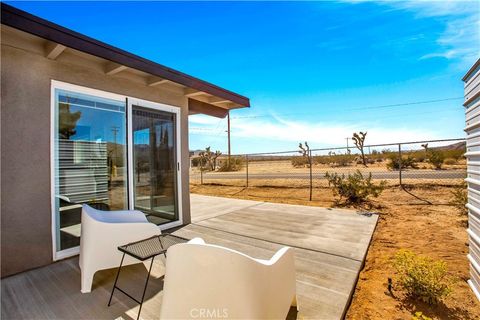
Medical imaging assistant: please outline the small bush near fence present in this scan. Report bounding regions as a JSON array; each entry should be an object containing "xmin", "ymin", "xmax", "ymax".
[
  {"xmin": 393, "ymin": 249, "xmax": 453, "ymax": 305},
  {"xmin": 427, "ymin": 150, "xmax": 445, "ymax": 170},
  {"xmin": 291, "ymin": 156, "xmax": 310, "ymax": 168},
  {"xmin": 450, "ymin": 181, "xmax": 468, "ymax": 216},
  {"xmin": 217, "ymin": 157, "xmax": 244, "ymax": 172},
  {"xmin": 325, "ymin": 170, "xmax": 386, "ymax": 203},
  {"xmin": 386, "ymin": 155, "xmax": 418, "ymax": 170}
]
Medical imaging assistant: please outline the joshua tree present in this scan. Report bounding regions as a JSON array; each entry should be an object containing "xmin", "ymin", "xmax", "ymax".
[
  {"xmin": 421, "ymin": 143, "xmax": 429, "ymax": 159},
  {"xmin": 298, "ymin": 141, "xmax": 312, "ymax": 168},
  {"xmin": 58, "ymin": 103, "xmax": 81, "ymax": 139},
  {"xmin": 352, "ymin": 132, "xmax": 367, "ymax": 167},
  {"xmin": 199, "ymin": 147, "xmax": 222, "ymax": 171}
]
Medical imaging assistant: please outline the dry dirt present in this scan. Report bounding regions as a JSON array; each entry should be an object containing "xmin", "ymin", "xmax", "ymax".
[{"xmin": 190, "ymin": 183, "xmax": 480, "ymax": 320}]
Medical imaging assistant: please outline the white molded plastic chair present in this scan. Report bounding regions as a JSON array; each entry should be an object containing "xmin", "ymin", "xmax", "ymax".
[
  {"xmin": 79, "ymin": 204, "xmax": 161, "ymax": 293},
  {"xmin": 160, "ymin": 237, "xmax": 297, "ymax": 319}
]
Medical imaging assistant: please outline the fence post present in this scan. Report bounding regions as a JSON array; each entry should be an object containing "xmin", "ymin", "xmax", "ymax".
[
  {"xmin": 309, "ymin": 150, "xmax": 313, "ymax": 201},
  {"xmin": 246, "ymin": 154, "xmax": 249, "ymax": 188},
  {"xmin": 398, "ymin": 144, "xmax": 402, "ymax": 186},
  {"xmin": 200, "ymin": 169, "xmax": 203, "ymax": 185}
]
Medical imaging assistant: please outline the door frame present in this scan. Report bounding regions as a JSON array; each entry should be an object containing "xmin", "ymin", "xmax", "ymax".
[
  {"xmin": 127, "ymin": 97, "xmax": 183, "ymax": 231},
  {"xmin": 51, "ymin": 80, "xmax": 183, "ymax": 261}
]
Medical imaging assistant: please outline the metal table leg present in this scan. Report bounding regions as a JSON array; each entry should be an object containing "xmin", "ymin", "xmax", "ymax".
[
  {"xmin": 136, "ymin": 257, "xmax": 155, "ymax": 320},
  {"xmin": 108, "ymin": 252, "xmax": 126, "ymax": 306}
]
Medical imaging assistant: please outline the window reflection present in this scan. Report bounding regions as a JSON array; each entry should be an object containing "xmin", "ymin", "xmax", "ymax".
[{"xmin": 54, "ymin": 90, "xmax": 127, "ymax": 251}]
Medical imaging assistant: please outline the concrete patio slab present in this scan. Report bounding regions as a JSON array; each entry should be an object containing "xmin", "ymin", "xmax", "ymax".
[
  {"xmin": 174, "ymin": 194, "xmax": 379, "ymax": 319},
  {"xmin": 1, "ymin": 195, "xmax": 377, "ymax": 320}
]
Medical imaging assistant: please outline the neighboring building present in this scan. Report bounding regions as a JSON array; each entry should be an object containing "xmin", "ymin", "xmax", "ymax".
[
  {"xmin": 464, "ymin": 58, "xmax": 480, "ymax": 302},
  {"xmin": 0, "ymin": 3, "xmax": 249, "ymax": 277}
]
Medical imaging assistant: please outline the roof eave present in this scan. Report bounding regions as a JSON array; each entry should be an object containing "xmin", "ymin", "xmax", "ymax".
[{"xmin": 0, "ymin": 3, "xmax": 250, "ymax": 108}]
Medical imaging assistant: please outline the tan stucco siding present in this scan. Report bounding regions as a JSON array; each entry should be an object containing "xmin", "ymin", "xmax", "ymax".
[{"xmin": 1, "ymin": 42, "xmax": 191, "ymax": 277}]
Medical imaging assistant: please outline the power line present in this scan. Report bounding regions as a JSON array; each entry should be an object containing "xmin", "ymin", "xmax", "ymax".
[
  {"xmin": 231, "ymin": 96, "xmax": 463, "ymax": 119},
  {"xmin": 189, "ymin": 105, "xmax": 462, "ymax": 133}
]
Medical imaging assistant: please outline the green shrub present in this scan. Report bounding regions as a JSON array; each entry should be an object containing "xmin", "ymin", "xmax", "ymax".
[
  {"xmin": 191, "ymin": 157, "xmax": 205, "ymax": 167},
  {"xmin": 412, "ymin": 312, "xmax": 432, "ymax": 320},
  {"xmin": 291, "ymin": 156, "xmax": 310, "ymax": 168},
  {"xmin": 427, "ymin": 150, "xmax": 445, "ymax": 169},
  {"xmin": 393, "ymin": 249, "xmax": 453, "ymax": 304},
  {"xmin": 450, "ymin": 182, "xmax": 467, "ymax": 216},
  {"xmin": 331, "ymin": 154, "xmax": 354, "ymax": 167},
  {"xmin": 386, "ymin": 155, "xmax": 418, "ymax": 170},
  {"xmin": 325, "ymin": 170, "xmax": 386, "ymax": 203},
  {"xmin": 217, "ymin": 157, "xmax": 244, "ymax": 172},
  {"xmin": 443, "ymin": 158, "xmax": 457, "ymax": 165},
  {"xmin": 443, "ymin": 149, "xmax": 465, "ymax": 160}
]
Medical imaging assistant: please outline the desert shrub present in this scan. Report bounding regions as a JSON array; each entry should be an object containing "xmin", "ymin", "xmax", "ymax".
[
  {"xmin": 412, "ymin": 312, "xmax": 432, "ymax": 320},
  {"xmin": 190, "ymin": 157, "xmax": 205, "ymax": 167},
  {"xmin": 376, "ymin": 158, "xmax": 383, "ymax": 163},
  {"xmin": 427, "ymin": 150, "xmax": 445, "ymax": 169},
  {"xmin": 443, "ymin": 158, "xmax": 457, "ymax": 165},
  {"xmin": 443, "ymin": 149, "xmax": 465, "ymax": 160},
  {"xmin": 217, "ymin": 157, "xmax": 244, "ymax": 172},
  {"xmin": 332, "ymin": 154, "xmax": 354, "ymax": 167},
  {"xmin": 291, "ymin": 156, "xmax": 310, "ymax": 167},
  {"xmin": 386, "ymin": 155, "xmax": 418, "ymax": 170},
  {"xmin": 325, "ymin": 170, "xmax": 386, "ymax": 203},
  {"xmin": 313, "ymin": 155, "xmax": 330, "ymax": 165},
  {"xmin": 414, "ymin": 154, "xmax": 426, "ymax": 163},
  {"xmin": 393, "ymin": 249, "xmax": 453, "ymax": 304},
  {"xmin": 450, "ymin": 181, "xmax": 467, "ymax": 215}
]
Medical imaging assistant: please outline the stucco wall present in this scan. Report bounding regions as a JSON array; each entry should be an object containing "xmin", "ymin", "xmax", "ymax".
[{"xmin": 1, "ymin": 43, "xmax": 191, "ymax": 277}]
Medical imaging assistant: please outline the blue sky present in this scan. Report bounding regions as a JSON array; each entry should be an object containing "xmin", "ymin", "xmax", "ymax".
[{"xmin": 9, "ymin": 1, "xmax": 480, "ymax": 154}]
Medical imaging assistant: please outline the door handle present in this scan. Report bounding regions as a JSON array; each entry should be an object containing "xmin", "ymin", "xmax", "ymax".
[{"xmin": 177, "ymin": 162, "xmax": 180, "ymax": 171}]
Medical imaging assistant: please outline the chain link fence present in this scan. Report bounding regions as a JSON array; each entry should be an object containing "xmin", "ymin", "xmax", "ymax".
[{"xmin": 189, "ymin": 138, "xmax": 466, "ymax": 201}]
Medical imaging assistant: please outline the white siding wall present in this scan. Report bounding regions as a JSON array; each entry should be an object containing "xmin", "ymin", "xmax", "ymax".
[{"xmin": 464, "ymin": 59, "xmax": 480, "ymax": 302}]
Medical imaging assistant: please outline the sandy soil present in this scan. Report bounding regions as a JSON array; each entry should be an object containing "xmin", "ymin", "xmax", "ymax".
[{"xmin": 189, "ymin": 183, "xmax": 480, "ymax": 320}]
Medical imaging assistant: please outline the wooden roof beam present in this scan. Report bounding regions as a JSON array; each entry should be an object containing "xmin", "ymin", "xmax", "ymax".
[
  {"xmin": 105, "ymin": 62, "xmax": 128, "ymax": 75},
  {"xmin": 45, "ymin": 41, "xmax": 66, "ymax": 60},
  {"xmin": 148, "ymin": 77, "xmax": 170, "ymax": 87},
  {"xmin": 209, "ymin": 96, "xmax": 231, "ymax": 105},
  {"xmin": 184, "ymin": 88, "xmax": 209, "ymax": 98}
]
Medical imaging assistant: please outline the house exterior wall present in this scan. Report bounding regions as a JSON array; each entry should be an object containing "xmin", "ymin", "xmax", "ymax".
[
  {"xmin": 464, "ymin": 59, "xmax": 480, "ymax": 302},
  {"xmin": 1, "ymin": 36, "xmax": 191, "ymax": 277}
]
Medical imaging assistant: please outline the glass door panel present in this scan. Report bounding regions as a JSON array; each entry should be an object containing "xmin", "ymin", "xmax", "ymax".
[
  {"xmin": 53, "ymin": 89, "xmax": 127, "ymax": 252},
  {"xmin": 132, "ymin": 105, "xmax": 178, "ymax": 225}
]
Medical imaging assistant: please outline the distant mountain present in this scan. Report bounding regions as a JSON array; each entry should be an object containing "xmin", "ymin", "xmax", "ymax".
[{"xmin": 431, "ymin": 141, "xmax": 465, "ymax": 151}]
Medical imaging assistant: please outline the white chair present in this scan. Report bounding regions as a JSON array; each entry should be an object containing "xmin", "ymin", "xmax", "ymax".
[
  {"xmin": 79, "ymin": 204, "xmax": 161, "ymax": 293},
  {"xmin": 160, "ymin": 237, "xmax": 297, "ymax": 319}
]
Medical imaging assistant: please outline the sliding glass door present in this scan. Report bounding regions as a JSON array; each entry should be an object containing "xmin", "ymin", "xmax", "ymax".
[
  {"xmin": 131, "ymin": 105, "xmax": 178, "ymax": 224},
  {"xmin": 53, "ymin": 88, "xmax": 128, "ymax": 254},
  {"xmin": 52, "ymin": 81, "xmax": 181, "ymax": 259}
]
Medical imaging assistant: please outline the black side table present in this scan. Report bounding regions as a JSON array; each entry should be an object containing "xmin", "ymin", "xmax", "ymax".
[{"xmin": 107, "ymin": 234, "xmax": 187, "ymax": 320}]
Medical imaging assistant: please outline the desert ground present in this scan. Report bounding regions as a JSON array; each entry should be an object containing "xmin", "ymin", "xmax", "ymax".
[{"xmin": 189, "ymin": 183, "xmax": 480, "ymax": 320}]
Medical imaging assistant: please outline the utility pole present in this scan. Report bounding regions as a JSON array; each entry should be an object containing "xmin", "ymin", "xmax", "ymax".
[
  {"xmin": 346, "ymin": 137, "xmax": 350, "ymax": 153},
  {"xmin": 111, "ymin": 126, "xmax": 119, "ymax": 156},
  {"xmin": 110, "ymin": 126, "xmax": 120, "ymax": 179},
  {"xmin": 227, "ymin": 111, "xmax": 231, "ymax": 165}
]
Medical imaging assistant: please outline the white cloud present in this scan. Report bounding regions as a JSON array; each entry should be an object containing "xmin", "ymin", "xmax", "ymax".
[
  {"xmin": 189, "ymin": 114, "xmax": 223, "ymax": 125},
  {"xmin": 229, "ymin": 116, "xmax": 440, "ymax": 147},
  {"xmin": 380, "ymin": 0, "xmax": 479, "ymax": 68}
]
